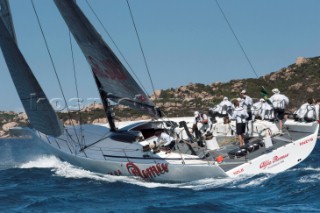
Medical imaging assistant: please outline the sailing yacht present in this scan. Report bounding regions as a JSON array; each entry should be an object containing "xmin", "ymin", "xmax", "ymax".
[{"xmin": 0, "ymin": 0, "xmax": 318, "ymax": 182}]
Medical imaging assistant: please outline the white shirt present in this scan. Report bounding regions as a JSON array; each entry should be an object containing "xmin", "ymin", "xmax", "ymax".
[
  {"xmin": 269, "ymin": 93, "xmax": 289, "ymax": 109},
  {"xmin": 210, "ymin": 105, "xmax": 222, "ymax": 113},
  {"xmin": 157, "ymin": 132, "xmax": 173, "ymax": 146},
  {"xmin": 219, "ymin": 100, "xmax": 233, "ymax": 108},
  {"xmin": 219, "ymin": 100, "xmax": 234, "ymax": 115},
  {"xmin": 232, "ymin": 106, "xmax": 248, "ymax": 123},
  {"xmin": 240, "ymin": 95, "xmax": 253, "ymax": 110},
  {"xmin": 297, "ymin": 103, "xmax": 316, "ymax": 120}
]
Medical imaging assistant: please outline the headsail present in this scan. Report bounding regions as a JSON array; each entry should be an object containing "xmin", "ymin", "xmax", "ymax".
[
  {"xmin": 0, "ymin": 1, "xmax": 63, "ymax": 137},
  {"xmin": 54, "ymin": 0, "xmax": 159, "ymax": 120},
  {"xmin": 0, "ymin": 0, "xmax": 16, "ymax": 42}
]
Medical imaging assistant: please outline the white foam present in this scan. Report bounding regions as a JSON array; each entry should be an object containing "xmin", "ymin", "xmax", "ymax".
[
  {"xmin": 237, "ymin": 174, "xmax": 273, "ymax": 188},
  {"xmin": 18, "ymin": 156, "xmax": 168, "ymax": 185},
  {"xmin": 17, "ymin": 155, "xmax": 268, "ymax": 190},
  {"xmin": 298, "ymin": 173, "xmax": 320, "ymax": 183},
  {"xmin": 20, "ymin": 155, "xmax": 62, "ymax": 168},
  {"xmin": 18, "ymin": 156, "xmax": 234, "ymax": 189},
  {"xmin": 302, "ymin": 167, "xmax": 320, "ymax": 172},
  {"xmin": 292, "ymin": 167, "xmax": 320, "ymax": 183},
  {"xmin": 106, "ymin": 176, "xmax": 238, "ymax": 190},
  {"xmin": 289, "ymin": 167, "xmax": 320, "ymax": 172},
  {"xmin": 19, "ymin": 155, "xmax": 117, "ymax": 182}
]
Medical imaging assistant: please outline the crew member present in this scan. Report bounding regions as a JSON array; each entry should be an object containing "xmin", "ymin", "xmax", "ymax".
[
  {"xmin": 296, "ymin": 98, "xmax": 316, "ymax": 122},
  {"xmin": 232, "ymin": 100, "xmax": 248, "ymax": 147},
  {"xmin": 218, "ymin": 97, "xmax": 234, "ymax": 117},
  {"xmin": 155, "ymin": 130, "xmax": 176, "ymax": 150},
  {"xmin": 269, "ymin": 88, "xmax": 289, "ymax": 134},
  {"xmin": 251, "ymin": 99, "xmax": 264, "ymax": 120},
  {"xmin": 260, "ymin": 99, "xmax": 275, "ymax": 121},
  {"xmin": 193, "ymin": 111, "xmax": 210, "ymax": 139},
  {"xmin": 240, "ymin": 89, "xmax": 253, "ymax": 120}
]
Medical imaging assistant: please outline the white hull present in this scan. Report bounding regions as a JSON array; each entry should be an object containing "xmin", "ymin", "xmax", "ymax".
[
  {"xmin": 11, "ymin": 119, "xmax": 319, "ymax": 182},
  {"xmin": 227, "ymin": 126, "xmax": 318, "ymax": 177}
]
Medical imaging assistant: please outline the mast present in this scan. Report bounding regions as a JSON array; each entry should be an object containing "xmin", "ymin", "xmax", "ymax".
[{"xmin": 93, "ymin": 75, "xmax": 116, "ymax": 131}]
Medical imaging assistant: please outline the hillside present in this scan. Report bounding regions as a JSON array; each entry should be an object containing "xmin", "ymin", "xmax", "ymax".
[
  {"xmin": 1, "ymin": 56, "xmax": 319, "ymax": 137},
  {"xmin": 152, "ymin": 56, "xmax": 320, "ymax": 116}
]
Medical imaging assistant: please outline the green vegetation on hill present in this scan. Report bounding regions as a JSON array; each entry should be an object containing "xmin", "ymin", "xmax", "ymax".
[{"xmin": 154, "ymin": 56, "xmax": 320, "ymax": 117}]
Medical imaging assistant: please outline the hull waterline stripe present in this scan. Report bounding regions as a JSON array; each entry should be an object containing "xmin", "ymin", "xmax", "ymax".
[{"xmin": 103, "ymin": 154, "xmax": 205, "ymax": 161}]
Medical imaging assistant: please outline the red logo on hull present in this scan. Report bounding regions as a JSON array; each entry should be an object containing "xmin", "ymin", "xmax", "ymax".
[
  {"xmin": 126, "ymin": 162, "xmax": 169, "ymax": 179},
  {"xmin": 259, "ymin": 153, "xmax": 289, "ymax": 170}
]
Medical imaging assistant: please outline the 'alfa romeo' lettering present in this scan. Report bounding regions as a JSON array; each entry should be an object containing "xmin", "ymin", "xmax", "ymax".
[
  {"xmin": 259, "ymin": 153, "xmax": 289, "ymax": 170},
  {"xmin": 126, "ymin": 162, "xmax": 169, "ymax": 179}
]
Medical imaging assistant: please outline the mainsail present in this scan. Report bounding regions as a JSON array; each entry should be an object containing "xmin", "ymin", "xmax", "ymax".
[
  {"xmin": 0, "ymin": 1, "xmax": 63, "ymax": 137},
  {"xmin": 54, "ymin": 0, "xmax": 159, "ymax": 121}
]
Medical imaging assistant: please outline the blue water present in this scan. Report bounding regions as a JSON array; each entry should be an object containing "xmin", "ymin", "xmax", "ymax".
[{"xmin": 0, "ymin": 139, "xmax": 319, "ymax": 213}]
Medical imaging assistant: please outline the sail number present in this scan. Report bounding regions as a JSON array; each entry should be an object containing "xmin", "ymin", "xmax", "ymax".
[{"xmin": 88, "ymin": 56, "xmax": 127, "ymax": 81}]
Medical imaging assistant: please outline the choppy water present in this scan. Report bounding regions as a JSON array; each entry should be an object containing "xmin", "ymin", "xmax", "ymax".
[{"xmin": 0, "ymin": 138, "xmax": 319, "ymax": 212}]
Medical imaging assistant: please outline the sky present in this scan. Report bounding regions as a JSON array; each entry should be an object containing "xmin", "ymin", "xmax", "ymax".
[{"xmin": 0, "ymin": 0, "xmax": 320, "ymax": 112}]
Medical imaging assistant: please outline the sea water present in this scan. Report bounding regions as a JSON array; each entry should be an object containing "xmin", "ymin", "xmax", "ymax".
[{"xmin": 0, "ymin": 138, "xmax": 319, "ymax": 213}]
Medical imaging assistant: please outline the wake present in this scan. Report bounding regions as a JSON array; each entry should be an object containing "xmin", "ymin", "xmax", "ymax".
[{"xmin": 16, "ymin": 155, "xmax": 273, "ymax": 190}]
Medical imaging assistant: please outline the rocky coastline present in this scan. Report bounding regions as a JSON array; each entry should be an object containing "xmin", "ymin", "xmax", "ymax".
[{"xmin": 1, "ymin": 56, "xmax": 319, "ymax": 138}]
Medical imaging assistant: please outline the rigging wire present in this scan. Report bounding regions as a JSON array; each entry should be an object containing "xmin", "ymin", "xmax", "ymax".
[
  {"xmin": 85, "ymin": 0, "xmax": 149, "ymax": 96},
  {"xmin": 30, "ymin": 0, "xmax": 81, "ymax": 145},
  {"xmin": 214, "ymin": 0, "xmax": 259, "ymax": 79},
  {"xmin": 68, "ymin": 31, "xmax": 85, "ymax": 146},
  {"xmin": 126, "ymin": 0, "xmax": 157, "ymax": 99}
]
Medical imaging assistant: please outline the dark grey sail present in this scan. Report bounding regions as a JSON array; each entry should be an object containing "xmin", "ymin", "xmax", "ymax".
[
  {"xmin": 0, "ymin": 3, "xmax": 63, "ymax": 137},
  {"xmin": 0, "ymin": 0, "xmax": 16, "ymax": 42},
  {"xmin": 54, "ymin": 0, "xmax": 159, "ymax": 122}
]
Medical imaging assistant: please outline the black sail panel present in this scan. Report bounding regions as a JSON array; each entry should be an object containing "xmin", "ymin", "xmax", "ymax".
[
  {"xmin": 54, "ymin": 0, "xmax": 158, "ymax": 116},
  {"xmin": 0, "ymin": 0, "xmax": 16, "ymax": 42},
  {"xmin": 0, "ymin": 17, "xmax": 63, "ymax": 137}
]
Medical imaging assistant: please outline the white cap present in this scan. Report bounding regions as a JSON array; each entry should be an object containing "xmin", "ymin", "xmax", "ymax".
[
  {"xmin": 223, "ymin": 97, "xmax": 228, "ymax": 101},
  {"xmin": 194, "ymin": 111, "xmax": 199, "ymax": 117},
  {"xmin": 260, "ymin": 98, "xmax": 265, "ymax": 102},
  {"xmin": 236, "ymin": 97, "xmax": 241, "ymax": 102},
  {"xmin": 240, "ymin": 89, "xmax": 246, "ymax": 94},
  {"xmin": 272, "ymin": 88, "xmax": 280, "ymax": 94}
]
